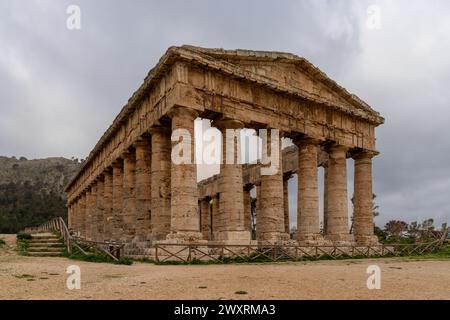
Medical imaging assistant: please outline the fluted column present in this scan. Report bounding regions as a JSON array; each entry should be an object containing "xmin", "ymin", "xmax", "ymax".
[
  {"xmin": 150, "ymin": 126, "xmax": 171, "ymax": 240},
  {"xmin": 122, "ymin": 151, "xmax": 136, "ymax": 241},
  {"xmin": 135, "ymin": 137, "xmax": 152, "ymax": 241},
  {"xmin": 214, "ymin": 118, "xmax": 250, "ymax": 242},
  {"xmin": 95, "ymin": 177, "xmax": 105, "ymax": 241},
  {"xmin": 68, "ymin": 203, "xmax": 73, "ymax": 230},
  {"xmin": 294, "ymin": 137, "xmax": 325, "ymax": 243},
  {"xmin": 323, "ymin": 164, "xmax": 329, "ymax": 234},
  {"xmin": 211, "ymin": 194, "xmax": 220, "ymax": 240},
  {"xmin": 112, "ymin": 160, "xmax": 124, "ymax": 241},
  {"xmin": 353, "ymin": 150, "xmax": 379, "ymax": 245},
  {"xmin": 257, "ymin": 129, "xmax": 289, "ymax": 242},
  {"xmin": 200, "ymin": 198, "xmax": 211, "ymax": 240},
  {"xmin": 79, "ymin": 193, "xmax": 86, "ymax": 237},
  {"xmin": 283, "ymin": 174, "xmax": 291, "ymax": 234},
  {"xmin": 167, "ymin": 107, "xmax": 202, "ymax": 241},
  {"xmin": 324, "ymin": 145, "xmax": 354, "ymax": 244},
  {"xmin": 91, "ymin": 182, "xmax": 98, "ymax": 240},
  {"xmin": 243, "ymin": 186, "xmax": 253, "ymax": 233},
  {"xmin": 103, "ymin": 169, "xmax": 113, "ymax": 240}
]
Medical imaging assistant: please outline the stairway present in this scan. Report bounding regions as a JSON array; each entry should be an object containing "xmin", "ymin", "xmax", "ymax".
[{"xmin": 27, "ymin": 233, "xmax": 65, "ymax": 257}]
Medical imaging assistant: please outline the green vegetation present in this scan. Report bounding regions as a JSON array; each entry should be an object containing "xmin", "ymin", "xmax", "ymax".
[
  {"xmin": 0, "ymin": 238, "xmax": 5, "ymax": 247},
  {"xmin": 0, "ymin": 156, "xmax": 80, "ymax": 233},
  {"xmin": 16, "ymin": 238, "xmax": 30, "ymax": 256},
  {"xmin": 62, "ymin": 246, "xmax": 133, "ymax": 265},
  {"xmin": 235, "ymin": 291, "xmax": 248, "ymax": 295},
  {"xmin": 16, "ymin": 232, "xmax": 32, "ymax": 240}
]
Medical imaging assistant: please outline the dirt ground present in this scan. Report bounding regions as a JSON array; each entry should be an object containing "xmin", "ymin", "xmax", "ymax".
[{"xmin": 1, "ymin": 234, "xmax": 449, "ymax": 300}]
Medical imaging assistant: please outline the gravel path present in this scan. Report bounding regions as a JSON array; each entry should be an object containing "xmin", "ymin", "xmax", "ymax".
[{"xmin": 1, "ymin": 234, "xmax": 449, "ymax": 300}]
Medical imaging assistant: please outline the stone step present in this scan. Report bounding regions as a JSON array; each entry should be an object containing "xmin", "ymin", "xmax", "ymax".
[
  {"xmin": 28, "ymin": 247, "xmax": 63, "ymax": 252},
  {"xmin": 29, "ymin": 239, "xmax": 61, "ymax": 244},
  {"xmin": 28, "ymin": 241, "xmax": 63, "ymax": 246},
  {"xmin": 27, "ymin": 251, "xmax": 62, "ymax": 257},
  {"xmin": 31, "ymin": 236, "xmax": 60, "ymax": 240}
]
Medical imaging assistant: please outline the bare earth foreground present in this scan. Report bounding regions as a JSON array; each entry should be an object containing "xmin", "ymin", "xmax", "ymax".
[{"xmin": 1, "ymin": 234, "xmax": 449, "ymax": 300}]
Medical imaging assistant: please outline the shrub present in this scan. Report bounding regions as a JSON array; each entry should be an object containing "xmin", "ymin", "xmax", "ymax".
[{"xmin": 16, "ymin": 232, "xmax": 32, "ymax": 240}]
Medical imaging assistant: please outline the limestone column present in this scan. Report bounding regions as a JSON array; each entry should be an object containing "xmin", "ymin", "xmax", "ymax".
[
  {"xmin": 255, "ymin": 184, "xmax": 261, "ymax": 236},
  {"xmin": 324, "ymin": 145, "xmax": 354, "ymax": 244},
  {"xmin": 95, "ymin": 177, "xmax": 105, "ymax": 241},
  {"xmin": 294, "ymin": 137, "xmax": 325, "ymax": 244},
  {"xmin": 257, "ymin": 130, "xmax": 289, "ymax": 242},
  {"xmin": 352, "ymin": 151, "xmax": 379, "ymax": 245},
  {"xmin": 68, "ymin": 203, "xmax": 73, "ymax": 230},
  {"xmin": 167, "ymin": 107, "xmax": 202, "ymax": 241},
  {"xmin": 150, "ymin": 125, "xmax": 171, "ymax": 240},
  {"xmin": 89, "ymin": 182, "xmax": 98, "ymax": 240},
  {"xmin": 283, "ymin": 174, "xmax": 291, "ymax": 234},
  {"xmin": 211, "ymin": 194, "xmax": 220, "ymax": 240},
  {"xmin": 112, "ymin": 160, "xmax": 124, "ymax": 241},
  {"xmin": 79, "ymin": 193, "xmax": 86, "ymax": 237},
  {"xmin": 214, "ymin": 118, "xmax": 250, "ymax": 242},
  {"xmin": 84, "ymin": 189, "xmax": 91, "ymax": 239},
  {"xmin": 200, "ymin": 198, "xmax": 211, "ymax": 240},
  {"xmin": 122, "ymin": 150, "xmax": 137, "ymax": 241},
  {"xmin": 243, "ymin": 186, "xmax": 253, "ymax": 233},
  {"xmin": 323, "ymin": 164, "xmax": 329, "ymax": 234},
  {"xmin": 103, "ymin": 169, "xmax": 113, "ymax": 240},
  {"xmin": 135, "ymin": 137, "xmax": 152, "ymax": 241}
]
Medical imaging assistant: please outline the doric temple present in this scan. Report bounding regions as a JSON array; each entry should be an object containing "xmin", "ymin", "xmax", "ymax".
[{"xmin": 65, "ymin": 45, "xmax": 384, "ymax": 247}]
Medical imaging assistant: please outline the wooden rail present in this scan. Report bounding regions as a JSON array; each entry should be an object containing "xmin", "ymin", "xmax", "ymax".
[
  {"xmin": 23, "ymin": 217, "xmax": 124, "ymax": 260},
  {"xmin": 151, "ymin": 241, "xmax": 445, "ymax": 263}
]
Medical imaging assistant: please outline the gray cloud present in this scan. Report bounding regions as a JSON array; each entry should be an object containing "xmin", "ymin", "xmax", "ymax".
[{"xmin": 0, "ymin": 0, "xmax": 449, "ymax": 227}]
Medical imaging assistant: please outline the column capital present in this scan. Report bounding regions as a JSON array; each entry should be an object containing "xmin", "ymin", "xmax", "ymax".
[
  {"xmin": 112, "ymin": 159, "xmax": 123, "ymax": 168},
  {"xmin": 213, "ymin": 118, "xmax": 245, "ymax": 130},
  {"xmin": 149, "ymin": 124, "xmax": 171, "ymax": 135},
  {"xmin": 293, "ymin": 136, "xmax": 322, "ymax": 147},
  {"xmin": 167, "ymin": 106, "xmax": 198, "ymax": 120},
  {"xmin": 122, "ymin": 149, "xmax": 136, "ymax": 160},
  {"xmin": 351, "ymin": 149, "xmax": 379, "ymax": 160}
]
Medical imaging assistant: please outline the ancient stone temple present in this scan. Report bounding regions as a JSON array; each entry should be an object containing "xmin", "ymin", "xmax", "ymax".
[{"xmin": 65, "ymin": 45, "xmax": 384, "ymax": 247}]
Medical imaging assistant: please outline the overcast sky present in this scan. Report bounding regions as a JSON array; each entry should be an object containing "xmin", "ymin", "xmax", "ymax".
[{"xmin": 1, "ymin": 0, "xmax": 449, "ymax": 227}]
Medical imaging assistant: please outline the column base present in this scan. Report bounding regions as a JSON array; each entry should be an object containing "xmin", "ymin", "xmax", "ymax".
[
  {"xmin": 325, "ymin": 233, "xmax": 355, "ymax": 245},
  {"xmin": 297, "ymin": 234, "xmax": 333, "ymax": 246},
  {"xmin": 258, "ymin": 232, "xmax": 291, "ymax": 243},
  {"xmin": 166, "ymin": 231, "xmax": 204, "ymax": 243},
  {"xmin": 355, "ymin": 235, "xmax": 380, "ymax": 246},
  {"xmin": 214, "ymin": 230, "xmax": 252, "ymax": 242}
]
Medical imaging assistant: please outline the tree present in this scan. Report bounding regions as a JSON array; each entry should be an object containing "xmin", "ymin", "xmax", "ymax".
[{"xmin": 384, "ymin": 220, "xmax": 408, "ymax": 236}]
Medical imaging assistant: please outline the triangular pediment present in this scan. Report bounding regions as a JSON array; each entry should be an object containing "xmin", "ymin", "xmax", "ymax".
[{"xmin": 177, "ymin": 45, "xmax": 383, "ymax": 124}]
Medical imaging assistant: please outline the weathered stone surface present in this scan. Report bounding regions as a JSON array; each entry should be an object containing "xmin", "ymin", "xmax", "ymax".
[
  {"xmin": 200, "ymin": 199, "xmax": 211, "ymax": 240},
  {"xmin": 112, "ymin": 160, "xmax": 124, "ymax": 241},
  {"xmin": 294, "ymin": 138, "xmax": 325, "ymax": 244},
  {"xmin": 283, "ymin": 175, "xmax": 291, "ymax": 234},
  {"xmin": 122, "ymin": 151, "xmax": 136, "ymax": 241},
  {"xmin": 95, "ymin": 177, "xmax": 105, "ymax": 241},
  {"xmin": 103, "ymin": 169, "xmax": 113, "ymax": 240},
  {"xmin": 257, "ymin": 131, "xmax": 289, "ymax": 242},
  {"xmin": 134, "ymin": 137, "xmax": 152, "ymax": 240},
  {"xmin": 150, "ymin": 126, "xmax": 171, "ymax": 240},
  {"xmin": 352, "ymin": 151, "xmax": 379, "ymax": 245},
  {"xmin": 65, "ymin": 46, "xmax": 382, "ymax": 248},
  {"xmin": 324, "ymin": 145, "xmax": 354, "ymax": 244},
  {"xmin": 167, "ymin": 107, "xmax": 202, "ymax": 241},
  {"xmin": 214, "ymin": 119, "xmax": 250, "ymax": 242}
]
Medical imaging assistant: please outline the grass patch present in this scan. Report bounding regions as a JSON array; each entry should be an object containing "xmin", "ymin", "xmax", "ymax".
[
  {"xmin": 235, "ymin": 290, "xmax": 248, "ymax": 295},
  {"xmin": 407, "ymin": 245, "xmax": 450, "ymax": 260},
  {"xmin": 14, "ymin": 274, "xmax": 35, "ymax": 279},
  {"xmin": 16, "ymin": 232, "xmax": 32, "ymax": 241},
  {"xmin": 62, "ymin": 247, "xmax": 133, "ymax": 265},
  {"xmin": 0, "ymin": 238, "xmax": 5, "ymax": 248},
  {"xmin": 16, "ymin": 238, "xmax": 30, "ymax": 256}
]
